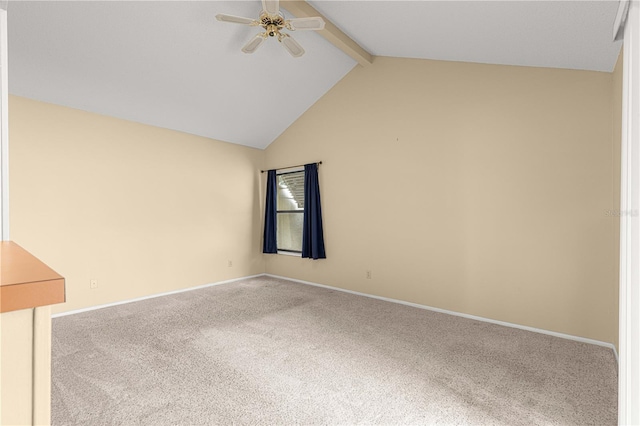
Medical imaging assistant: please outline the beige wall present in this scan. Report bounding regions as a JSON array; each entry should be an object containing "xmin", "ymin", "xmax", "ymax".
[
  {"xmin": 265, "ymin": 56, "xmax": 620, "ymax": 345},
  {"xmin": 612, "ymin": 51, "xmax": 623, "ymax": 351},
  {"xmin": 8, "ymin": 55, "xmax": 623, "ymax": 346},
  {"xmin": 9, "ymin": 96, "xmax": 264, "ymax": 314}
]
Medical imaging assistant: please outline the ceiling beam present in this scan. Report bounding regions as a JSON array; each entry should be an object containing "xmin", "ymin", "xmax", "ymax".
[{"xmin": 281, "ymin": 0, "xmax": 373, "ymax": 66}]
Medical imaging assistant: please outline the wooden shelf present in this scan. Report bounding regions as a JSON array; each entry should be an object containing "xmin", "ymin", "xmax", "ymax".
[{"xmin": 0, "ymin": 241, "xmax": 65, "ymax": 313}]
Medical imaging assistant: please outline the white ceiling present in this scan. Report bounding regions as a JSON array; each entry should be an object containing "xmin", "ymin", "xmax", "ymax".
[
  {"xmin": 310, "ymin": 0, "xmax": 622, "ymax": 72},
  {"xmin": 7, "ymin": 1, "xmax": 622, "ymax": 150},
  {"xmin": 7, "ymin": 1, "xmax": 356, "ymax": 149}
]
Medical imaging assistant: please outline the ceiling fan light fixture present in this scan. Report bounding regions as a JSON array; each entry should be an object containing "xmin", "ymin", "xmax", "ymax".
[
  {"xmin": 217, "ymin": 0, "xmax": 322, "ymax": 58},
  {"xmin": 266, "ymin": 24, "xmax": 279, "ymax": 37}
]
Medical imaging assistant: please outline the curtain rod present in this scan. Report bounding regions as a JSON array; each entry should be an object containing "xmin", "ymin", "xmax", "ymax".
[{"xmin": 260, "ymin": 161, "xmax": 322, "ymax": 173}]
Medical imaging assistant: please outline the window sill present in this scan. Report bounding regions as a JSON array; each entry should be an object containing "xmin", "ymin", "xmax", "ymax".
[{"xmin": 277, "ymin": 251, "xmax": 301, "ymax": 257}]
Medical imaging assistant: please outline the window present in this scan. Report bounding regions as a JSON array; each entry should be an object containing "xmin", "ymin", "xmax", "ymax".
[
  {"xmin": 263, "ymin": 162, "xmax": 325, "ymax": 259},
  {"xmin": 276, "ymin": 168, "xmax": 304, "ymax": 253}
]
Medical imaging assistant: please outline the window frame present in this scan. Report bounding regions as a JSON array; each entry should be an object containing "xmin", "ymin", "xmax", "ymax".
[{"xmin": 275, "ymin": 167, "xmax": 305, "ymax": 256}]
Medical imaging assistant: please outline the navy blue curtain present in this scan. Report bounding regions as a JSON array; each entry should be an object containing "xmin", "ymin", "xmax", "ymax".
[
  {"xmin": 302, "ymin": 163, "xmax": 326, "ymax": 259},
  {"xmin": 263, "ymin": 170, "xmax": 277, "ymax": 254}
]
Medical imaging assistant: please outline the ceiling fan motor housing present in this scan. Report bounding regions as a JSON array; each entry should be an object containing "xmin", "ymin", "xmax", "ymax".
[{"xmin": 261, "ymin": 13, "xmax": 285, "ymax": 37}]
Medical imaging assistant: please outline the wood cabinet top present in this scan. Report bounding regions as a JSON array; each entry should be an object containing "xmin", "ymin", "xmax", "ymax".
[{"xmin": 1, "ymin": 241, "xmax": 65, "ymax": 313}]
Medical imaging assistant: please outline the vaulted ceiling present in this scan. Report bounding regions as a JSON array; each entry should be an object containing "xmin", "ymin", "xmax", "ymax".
[{"xmin": 7, "ymin": 1, "xmax": 622, "ymax": 149}]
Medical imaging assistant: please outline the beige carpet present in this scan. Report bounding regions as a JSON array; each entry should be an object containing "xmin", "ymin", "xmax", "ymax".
[{"xmin": 52, "ymin": 276, "xmax": 617, "ymax": 425}]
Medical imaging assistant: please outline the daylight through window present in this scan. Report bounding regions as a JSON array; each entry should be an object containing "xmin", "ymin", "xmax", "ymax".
[{"xmin": 276, "ymin": 169, "xmax": 305, "ymax": 253}]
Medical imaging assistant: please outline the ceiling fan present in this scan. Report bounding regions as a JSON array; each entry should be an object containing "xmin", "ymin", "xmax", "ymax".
[{"xmin": 216, "ymin": 0, "xmax": 325, "ymax": 58}]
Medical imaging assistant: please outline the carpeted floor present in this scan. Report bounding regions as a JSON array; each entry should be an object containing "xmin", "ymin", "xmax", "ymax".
[{"xmin": 52, "ymin": 276, "xmax": 617, "ymax": 425}]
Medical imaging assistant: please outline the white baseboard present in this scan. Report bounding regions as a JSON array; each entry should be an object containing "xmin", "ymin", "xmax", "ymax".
[
  {"xmin": 52, "ymin": 272, "xmax": 619, "ymax": 363},
  {"xmin": 264, "ymin": 274, "xmax": 619, "ymax": 360},
  {"xmin": 51, "ymin": 274, "xmax": 265, "ymax": 318}
]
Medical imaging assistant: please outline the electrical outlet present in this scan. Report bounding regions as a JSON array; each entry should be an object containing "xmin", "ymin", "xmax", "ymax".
[
  {"xmin": 228, "ymin": 260, "xmax": 233, "ymax": 267},
  {"xmin": 90, "ymin": 279, "xmax": 98, "ymax": 289},
  {"xmin": 366, "ymin": 270, "xmax": 372, "ymax": 279}
]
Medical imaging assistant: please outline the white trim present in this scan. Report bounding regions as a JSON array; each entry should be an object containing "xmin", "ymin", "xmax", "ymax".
[
  {"xmin": 51, "ymin": 274, "xmax": 264, "ymax": 318},
  {"xmin": 53, "ymin": 271, "xmax": 621, "ymax": 363},
  {"xmin": 277, "ymin": 250, "xmax": 301, "ymax": 257},
  {"xmin": 265, "ymin": 274, "xmax": 619, "ymax": 354},
  {"xmin": 54, "ymin": 272, "xmax": 620, "ymax": 355},
  {"xmin": 619, "ymin": 1, "xmax": 640, "ymax": 424},
  {"xmin": 0, "ymin": 7, "xmax": 8, "ymax": 241},
  {"xmin": 614, "ymin": 0, "xmax": 631, "ymax": 41}
]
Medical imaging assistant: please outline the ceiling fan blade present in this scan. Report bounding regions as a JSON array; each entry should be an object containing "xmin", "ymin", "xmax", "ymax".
[
  {"xmin": 215, "ymin": 14, "xmax": 258, "ymax": 25},
  {"xmin": 262, "ymin": 0, "xmax": 279, "ymax": 16},
  {"xmin": 287, "ymin": 17, "xmax": 325, "ymax": 31},
  {"xmin": 280, "ymin": 35, "xmax": 305, "ymax": 58},
  {"xmin": 242, "ymin": 34, "xmax": 266, "ymax": 54}
]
